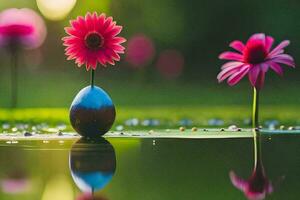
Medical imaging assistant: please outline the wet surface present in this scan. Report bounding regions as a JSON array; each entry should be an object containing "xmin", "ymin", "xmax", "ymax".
[{"xmin": 0, "ymin": 134, "xmax": 299, "ymax": 199}]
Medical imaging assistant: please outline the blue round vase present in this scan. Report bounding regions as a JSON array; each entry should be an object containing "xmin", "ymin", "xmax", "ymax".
[
  {"xmin": 69, "ymin": 137, "xmax": 116, "ymax": 193},
  {"xmin": 70, "ymin": 86, "xmax": 116, "ymax": 137}
]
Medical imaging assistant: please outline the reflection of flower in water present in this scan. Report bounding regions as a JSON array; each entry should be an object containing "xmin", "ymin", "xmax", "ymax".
[
  {"xmin": 0, "ymin": 8, "xmax": 47, "ymax": 49},
  {"xmin": 77, "ymin": 193, "xmax": 108, "ymax": 200},
  {"xmin": 126, "ymin": 34, "xmax": 155, "ymax": 68},
  {"xmin": 230, "ymin": 167, "xmax": 272, "ymax": 200},
  {"xmin": 0, "ymin": 172, "xmax": 31, "ymax": 194},
  {"xmin": 156, "ymin": 49, "xmax": 184, "ymax": 79},
  {"xmin": 230, "ymin": 134, "xmax": 273, "ymax": 200}
]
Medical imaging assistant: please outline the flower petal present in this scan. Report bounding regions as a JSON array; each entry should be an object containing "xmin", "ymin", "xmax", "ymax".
[
  {"xmin": 227, "ymin": 65, "xmax": 250, "ymax": 86},
  {"xmin": 219, "ymin": 51, "xmax": 244, "ymax": 61},
  {"xmin": 221, "ymin": 61, "xmax": 244, "ymax": 70},
  {"xmin": 246, "ymin": 33, "xmax": 266, "ymax": 46},
  {"xmin": 260, "ymin": 63, "xmax": 269, "ymax": 73},
  {"xmin": 271, "ymin": 54, "xmax": 295, "ymax": 67},
  {"xmin": 229, "ymin": 40, "xmax": 245, "ymax": 53},
  {"xmin": 217, "ymin": 63, "xmax": 244, "ymax": 82},
  {"xmin": 269, "ymin": 62, "xmax": 283, "ymax": 76},
  {"xmin": 248, "ymin": 65, "xmax": 260, "ymax": 87},
  {"xmin": 255, "ymin": 70, "xmax": 266, "ymax": 90},
  {"xmin": 229, "ymin": 171, "xmax": 248, "ymax": 192},
  {"xmin": 268, "ymin": 40, "xmax": 290, "ymax": 57},
  {"xmin": 265, "ymin": 36, "xmax": 274, "ymax": 52}
]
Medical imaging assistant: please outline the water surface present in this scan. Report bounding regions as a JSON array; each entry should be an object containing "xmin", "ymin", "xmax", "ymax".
[{"xmin": 0, "ymin": 134, "xmax": 299, "ymax": 200}]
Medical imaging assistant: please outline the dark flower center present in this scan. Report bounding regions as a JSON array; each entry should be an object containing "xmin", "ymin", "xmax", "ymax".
[
  {"xmin": 85, "ymin": 32, "xmax": 103, "ymax": 50},
  {"xmin": 244, "ymin": 43, "xmax": 267, "ymax": 64}
]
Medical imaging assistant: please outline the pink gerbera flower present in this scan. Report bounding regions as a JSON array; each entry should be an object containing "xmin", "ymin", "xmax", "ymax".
[
  {"xmin": 217, "ymin": 33, "xmax": 295, "ymax": 89},
  {"xmin": 63, "ymin": 12, "xmax": 126, "ymax": 70}
]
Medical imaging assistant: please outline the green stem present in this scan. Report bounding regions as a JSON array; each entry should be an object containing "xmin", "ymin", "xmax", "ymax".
[
  {"xmin": 253, "ymin": 130, "xmax": 262, "ymax": 168},
  {"xmin": 252, "ymin": 87, "xmax": 259, "ymax": 128},
  {"xmin": 11, "ymin": 50, "xmax": 18, "ymax": 108},
  {"xmin": 90, "ymin": 69, "xmax": 95, "ymax": 87}
]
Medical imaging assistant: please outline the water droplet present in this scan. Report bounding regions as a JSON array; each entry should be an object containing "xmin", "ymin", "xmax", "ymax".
[
  {"xmin": 228, "ymin": 125, "xmax": 238, "ymax": 131},
  {"xmin": 116, "ymin": 125, "xmax": 124, "ymax": 131},
  {"xmin": 11, "ymin": 127, "xmax": 18, "ymax": 132},
  {"xmin": 191, "ymin": 127, "xmax": 198, "ymax": 132},
  {"xmin": 280, "ymin": 125, "xmax": 285, "ymax": 130}
]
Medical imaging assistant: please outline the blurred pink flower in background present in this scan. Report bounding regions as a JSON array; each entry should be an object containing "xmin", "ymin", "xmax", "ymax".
[
  {"xmin": 63, "ymin": 12, "xmax": 126, "ymax": 70},
  {"xmin": 156, "ymin": 49, "xmax": 184, "ymax": 79},
  {"xmin": 126, "ymin": 34, "xmax": 155, "ymax": 68},
  {"xmin": 0, "ymin": 8, "xmax": 47, "ymax": 49},
  {"xmin": 217, "ymin": 33, "xmax": 295, "ymax": 89}
]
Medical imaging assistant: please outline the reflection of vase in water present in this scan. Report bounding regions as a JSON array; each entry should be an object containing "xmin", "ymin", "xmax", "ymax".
[
  {"xmin": 229, "ymin": 131, "xmax": 273, "ymax": 200},
  {"xmin": 69, "ymin": 137, "xmax": 116, "ymax": 199}
]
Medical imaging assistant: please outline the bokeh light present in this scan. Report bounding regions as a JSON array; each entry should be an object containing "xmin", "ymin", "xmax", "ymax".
[
  {"xmin": 126, "ymin": 34, "xmax": 155, "ymax": 68},
  {"xmin": 156, "ymin": 49, "xmax": 184, "ymax": 79},
  {"xmin": 36, "ymin": 0, "xmax": 76, "ymax": 21}
]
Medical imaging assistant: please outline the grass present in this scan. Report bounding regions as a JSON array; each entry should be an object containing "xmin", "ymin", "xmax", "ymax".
[
  {"xmin": 1, "ymin": 105, "xmax": 300, "ymax": 132},
  {"xmin": 1, "ymin": 70, "xmax": 300, "ymax": 131},
  {"xmin": 1, "ymin": 69, "xmax": 300, "ymax": 107}
]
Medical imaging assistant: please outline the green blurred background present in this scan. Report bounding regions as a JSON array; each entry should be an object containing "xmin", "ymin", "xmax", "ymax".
[{"xmin": 0, "ymin": 0, "xmax": 299, "ymax": 126}]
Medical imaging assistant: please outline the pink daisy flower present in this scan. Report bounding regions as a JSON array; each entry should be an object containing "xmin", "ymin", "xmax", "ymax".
[
  {"xmin": 217, "ymin": 33, "xmax": 295, "ymax": 89},
  {"xmin": 63, "ymin": 12, "xmax": 126, "ymax": 70},
  {"xmin": 0, "ymin": 8, "xmax": 47, "ymax": 49}
]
